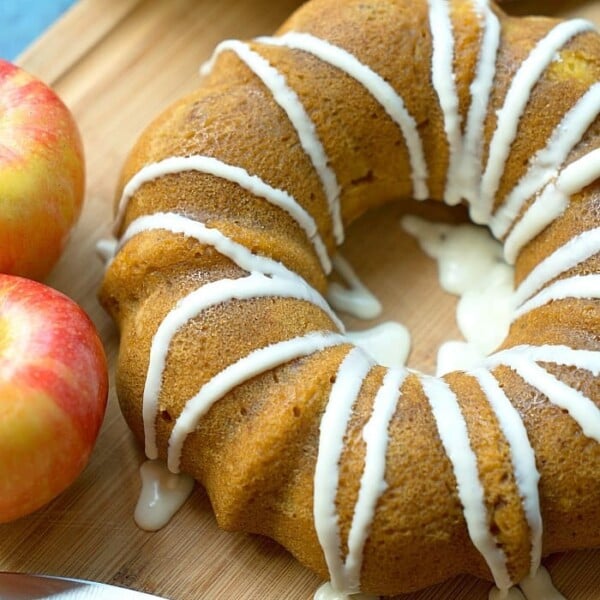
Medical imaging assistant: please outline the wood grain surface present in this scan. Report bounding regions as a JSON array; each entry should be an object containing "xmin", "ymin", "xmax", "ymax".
[{"xmin": 2, "ymin": 0, "xmax": 599, "ymax": 598}]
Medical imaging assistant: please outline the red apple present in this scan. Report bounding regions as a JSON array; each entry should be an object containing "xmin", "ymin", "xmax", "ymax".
[
  {"xmin": 0, "ymin": 59, "xmax": 84, "ymax": 280},
  {"xmin": 0, "ymin": 275, "xmax": 108, "ymax": 523}
]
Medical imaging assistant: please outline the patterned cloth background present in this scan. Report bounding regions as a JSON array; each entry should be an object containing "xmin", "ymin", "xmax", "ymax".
[{"xmin": 0, "ymin": 0, "xmax": 77, "ymax": 60}]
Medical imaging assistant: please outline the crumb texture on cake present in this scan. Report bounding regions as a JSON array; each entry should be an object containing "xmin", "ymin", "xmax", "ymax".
[{"xmin": 99, "ymin": 0, "xmax": 600, "ymax": 596}]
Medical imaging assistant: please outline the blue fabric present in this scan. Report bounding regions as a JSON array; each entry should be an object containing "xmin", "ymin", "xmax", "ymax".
[{"xmin": 0, "ymin": 0, "xmax": 78, "ymax": 61}]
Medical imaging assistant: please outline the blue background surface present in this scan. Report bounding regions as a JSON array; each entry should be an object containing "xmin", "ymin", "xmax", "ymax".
[{"xmin": 1, "ymin": 0, "xmax": 78, "ymax": 61}]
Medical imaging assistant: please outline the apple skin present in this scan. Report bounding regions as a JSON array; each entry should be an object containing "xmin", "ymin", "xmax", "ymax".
[
  {"xmin": 0, "ymin": 59, "xmax": 84, "ymax": 280},
  {"xmin": 0, "ymin": 275, "xmax": 108, "ymax": 523}
]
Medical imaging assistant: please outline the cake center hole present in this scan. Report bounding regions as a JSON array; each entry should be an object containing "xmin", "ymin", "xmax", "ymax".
[{"xmin": 328, "ymin": 201, "xmax": 514, "ymax": 375}]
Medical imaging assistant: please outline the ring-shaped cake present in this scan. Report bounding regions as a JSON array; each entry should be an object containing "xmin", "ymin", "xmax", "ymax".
[{"xmin": 100, "ymin": 0, "xmax": 600, "ymax": 597}]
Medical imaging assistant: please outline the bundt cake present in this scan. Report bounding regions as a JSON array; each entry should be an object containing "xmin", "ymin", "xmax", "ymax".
[{"xmin": 99, "ymin": 0, "xmax": 600, "ymax": 597}]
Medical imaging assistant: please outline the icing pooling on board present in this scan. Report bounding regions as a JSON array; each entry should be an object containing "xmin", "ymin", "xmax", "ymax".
[
  {"xmin": 107, "ymin": 0, "xmax": 600, "ymax": 597},
  {"xmin": 518, "ymin": 566, "xmax": 568, "ymax": 600},
  {"xmin": 314, "ymin": 581, "xmax": 376, "ymax": 600},
  {"xmin": 402, "ymin": 215, "xmax": 600, "ymax": 375},
  {"xmin": 135, "ymin": 459, "xmax": 195, "ymax": 531},
  {"xmin": 489, "ymin": 566, "xmax": 567, "ymax": 600},
  {"xmin": 326, "ymin": 255, "xmax": 410, "ymax": 368},
  {"xmin": 489, "ymin": 586, "xmax": 527, "ymax": 600},
  {"xmin": 401, "ymin": 214, "xmax": 514, "ymax": 370},
  {"xmin": 346, "ymin": 322, "xmax": 410, "ymax": 368},
  {"xmin": 504, "ymin": 148, "xmax": 600, "ymax": 264}
]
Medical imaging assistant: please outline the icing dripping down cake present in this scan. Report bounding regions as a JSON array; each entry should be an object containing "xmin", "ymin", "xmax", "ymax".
[{"xmin": 99, "ymin": 0, "xmax": 600, "ymax": 597}]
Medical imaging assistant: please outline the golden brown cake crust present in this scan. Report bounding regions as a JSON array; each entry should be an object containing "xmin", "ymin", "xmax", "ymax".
[{"xmin": 100, "ymin": 0, "xmax": 600, "ymax": 595}]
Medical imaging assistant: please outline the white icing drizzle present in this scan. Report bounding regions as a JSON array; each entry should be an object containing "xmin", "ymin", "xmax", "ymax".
[
  {"xmin": 488, "ymin": 344, "xmax": 600, "ymax": 374},
  {"xmin": 323, "ymin": 208, "xmax": 595, "ymax": 596},
  {"xmin": 491, "ymin": 82, "xmax": 600, "ymax": 239},
  {"xmin": 135, "ymin": 459, "xmax": 195, "ymax": 531},
  {"xmin": 471, "ymin": 368, "xmax": 542, "ymax": 580},
  {"xmin": 346, "ymin": 322, "xmax": 411, "ymax": 369},
  {"xmin": 475, "ymin": 18, "xmax": 595, "ymax": 224},
  {"xmin": 201, "ymin": 40, "xmax": 344, "ymax": 245},
  {"xmin": 428, "ymin": 0, "xmax": 463, "ymax": 205},
  {"xmin": 143, "ymin": 272, "xmax": 344, "ymax": 459},
  {"xmin": 120, "ymin": 212, "xmax": 299, "ymax": 282},
  {"xmin": 504, "ymin": 148, "xmax": 600, "ymax": 263},
  {"xmin": 503, "ymin": 183, "xmax": 569, "ymax": 265},
  {"xmin": 420, "ymin": 375, "xmax": 509, "ymax": 589},
  {"xmin": 314, "ymin": 347, "xmax": 374, "ymax": 593},
  {"xmin": 119, "ymin": 212, "xmax": 342, "ymax": 459},
  {"xmin": 513, "ymin": 226, "xmax": 600, "ymax": 306},
  {"xmin": 461, "ymin": 0, "xmax": 501, "ymax": 206},
  {"xmin": 488, "ymin": 353, "xmax": 600, "ymax": 442},
  {"xmin": 256, "ymin": 32, "xmax": 429, "ymax": 200},
  {"xmin": 344, "ymin": 367, "xmax": 406, "ymax": 591},
  {"xmin": 327, "ymin": 254, "xmax": 382, "ymax": 320},
  {"xmin": 512, "ymin": 274, "xmax": 600, "ymax": 321},
  {"xmin": 114, "ymin": 155, "xmax": 331, "ymax": 273},
  {"xmin": 120, "ymin": 216, "xmax": 351, "ymax": 466},
  {"xmin": 557, "ymin": 147, "xmax": 600, "ymax": 194},
  {"xmin": 168, "ymin": 331, "xmax": 348, "ymax": 472},
  {"xmin": 520, "ymin": 362, "xmax": 600, "ymax": 442}
]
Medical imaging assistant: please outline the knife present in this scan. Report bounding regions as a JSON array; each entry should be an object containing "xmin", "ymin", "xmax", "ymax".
[{"xmin": 0, "ymin": 572, "xmax": 168, "ymax": 599}]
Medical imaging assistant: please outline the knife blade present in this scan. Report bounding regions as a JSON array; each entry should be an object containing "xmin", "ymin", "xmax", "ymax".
[{"xmin": 0, "ymin": 572, "xmax": 168, "ymax": 599}]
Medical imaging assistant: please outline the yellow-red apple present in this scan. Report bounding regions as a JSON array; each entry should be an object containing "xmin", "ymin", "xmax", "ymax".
[
  {"xmin": 0, "ymin": 59, "xmax": 84, "ymax": 280},
  {"xmin": 0, "ymin": 275, "xmax": 108, "ymax": 523}
]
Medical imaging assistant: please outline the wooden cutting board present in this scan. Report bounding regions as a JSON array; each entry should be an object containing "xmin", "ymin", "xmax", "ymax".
[{"xmin": 2, "ymin": 0, "xmax": 599, "ymax": 598}]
